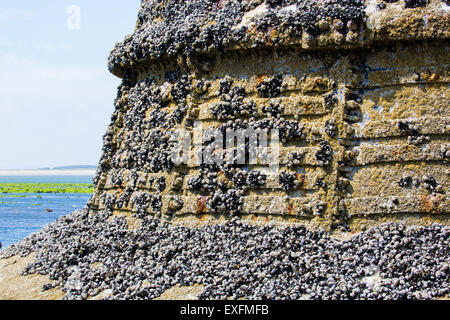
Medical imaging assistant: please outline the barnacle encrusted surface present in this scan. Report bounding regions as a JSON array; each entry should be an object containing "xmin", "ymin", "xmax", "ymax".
[
  {"xmin": 96, "ymin": 0, "xmax": 450, "ymax": 230},
  {"xmin": 1, "ymin": 0, "xmax": 449, "ymax": 300},
  {"xmin": 108, "ymin": 0, "xmax": 449, "ymax": 78}
]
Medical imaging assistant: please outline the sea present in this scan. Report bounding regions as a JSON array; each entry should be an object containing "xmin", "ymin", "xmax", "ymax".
[{"xmin": 0, "ymin": 175, "xmax": 93, "ymax": 249}]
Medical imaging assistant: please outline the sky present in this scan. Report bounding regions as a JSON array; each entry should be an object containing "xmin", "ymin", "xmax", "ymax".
[{"xmin": 0, "ymin": 0, "xmax": 141, "ymax": 169}]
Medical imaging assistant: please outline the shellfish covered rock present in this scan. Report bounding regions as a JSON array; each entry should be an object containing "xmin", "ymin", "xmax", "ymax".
[{"xmin": 1, "ymin": 0, "xmax": 449, "ymax": 300}]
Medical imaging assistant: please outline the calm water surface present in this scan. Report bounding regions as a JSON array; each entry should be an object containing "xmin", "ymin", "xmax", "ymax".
[{"xmin": 0, "ymin": 176, "xmax": 93, "ymax": 248}]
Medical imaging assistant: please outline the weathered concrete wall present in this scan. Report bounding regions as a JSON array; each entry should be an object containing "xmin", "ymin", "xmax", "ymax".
[
  {"xmin": 1, "ymin": 0, "xmax": 449, "ymax": 301},
  {"xmin": 89, "ymin": 0, "xmax": 449, "ymax": 231}
]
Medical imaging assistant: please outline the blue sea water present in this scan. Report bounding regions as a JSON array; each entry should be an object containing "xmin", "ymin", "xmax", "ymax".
[{"xmin": 0, "ymin": 176, "xmax": 93, "ymax": 248}]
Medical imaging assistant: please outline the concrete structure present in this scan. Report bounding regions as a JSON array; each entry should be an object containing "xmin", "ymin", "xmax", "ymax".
[
  {"xmin": 1, "ymin": 0, "xmax": 449, "ymax": 300},
  {"xmin": 90, "ymin": 0, "xmax": 449, "ymax": 231}
]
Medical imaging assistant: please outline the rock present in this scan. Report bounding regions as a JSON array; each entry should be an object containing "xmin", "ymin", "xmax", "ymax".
[{"xmin": 0, "ymin": 0, "xmax": 449, "ymax": 300}]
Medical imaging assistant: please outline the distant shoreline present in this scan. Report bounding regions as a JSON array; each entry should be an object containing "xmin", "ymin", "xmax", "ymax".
[{"xmin": 0, "ymin": 170, "xmax": 96, "ymax": 176}]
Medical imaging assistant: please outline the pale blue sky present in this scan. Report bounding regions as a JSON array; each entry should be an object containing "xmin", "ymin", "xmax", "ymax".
[{"xmin": 0, "ymin": 1, "xmax": 141, "ymax": 169}]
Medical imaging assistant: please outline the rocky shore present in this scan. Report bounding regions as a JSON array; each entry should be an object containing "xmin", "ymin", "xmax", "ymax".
[
  {"xmin": 1, "ymin": 209, "xmax": 448, "ymax": 300},
  {"xmin": 1, "ymin": 0, "xmax": 448, "ymax": 300}
]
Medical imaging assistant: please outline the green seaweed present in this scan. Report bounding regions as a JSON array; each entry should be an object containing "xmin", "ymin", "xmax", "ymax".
[
  {"xmin": 0, "ymin": 183, "xmax": 94, "ymax": 194},
  {"xmin": 0, "ymin": 194, "xmax": 29, "ymax": 198}
]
